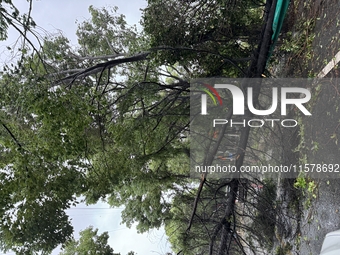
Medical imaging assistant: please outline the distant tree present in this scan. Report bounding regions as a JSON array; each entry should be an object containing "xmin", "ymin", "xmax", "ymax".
[{"xmin": 59, "ymin": 226, "xmax": 122, "ymax": 255}]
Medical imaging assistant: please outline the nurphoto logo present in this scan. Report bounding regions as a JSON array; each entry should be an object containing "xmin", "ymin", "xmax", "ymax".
[{"xmin": 201, "ymin": 84, "xmax": 311, "ymax": 116}]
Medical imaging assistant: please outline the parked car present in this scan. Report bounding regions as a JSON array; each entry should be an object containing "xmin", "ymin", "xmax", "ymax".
[{"xmin": 320, "ymin": 229, "xmax": 340, "ymax": 255}]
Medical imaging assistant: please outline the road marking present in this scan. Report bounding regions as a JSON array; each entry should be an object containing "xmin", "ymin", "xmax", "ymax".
[{"xmin": 317, "ymin": 51, "xmax": 340, "ymax": 78}]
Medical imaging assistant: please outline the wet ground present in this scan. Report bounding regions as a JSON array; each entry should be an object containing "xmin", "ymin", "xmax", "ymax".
[
  {"xmin": 298, "ymin": 82, "xmax": 340, "ymax": 255},
  {"xmin": 290, "ymin": 1, "xmax": 340, "ymax": 254}
]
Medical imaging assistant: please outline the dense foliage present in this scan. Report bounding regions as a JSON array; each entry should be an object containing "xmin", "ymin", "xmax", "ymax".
[{"xmin": 0, "ymin": 0, "xmax": 286, "ymax": 254}]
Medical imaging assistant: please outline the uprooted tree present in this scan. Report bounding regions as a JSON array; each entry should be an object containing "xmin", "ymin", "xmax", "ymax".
[{"xmin": 0, "ymin": 0, "xmax": 302, "ymax": 254}]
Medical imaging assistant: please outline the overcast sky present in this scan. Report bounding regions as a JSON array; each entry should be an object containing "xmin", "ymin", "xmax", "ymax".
[
  {"xmin": 1, "ymin": 0, "xmax": 147, "ymax": 63},
  {"xmin": 0, "ymin": 1, "xmax": 172, "ymax": 255}
]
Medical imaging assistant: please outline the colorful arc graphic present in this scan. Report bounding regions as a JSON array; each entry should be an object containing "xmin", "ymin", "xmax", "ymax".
[{"xmin": 201, "ymin": 84, "xmax": 223, "ymax": 106}]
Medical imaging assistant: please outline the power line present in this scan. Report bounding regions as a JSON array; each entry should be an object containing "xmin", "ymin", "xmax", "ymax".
[{"xmin": 107, "ymin": 227, "xmax": 128, "ymax": 232}]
